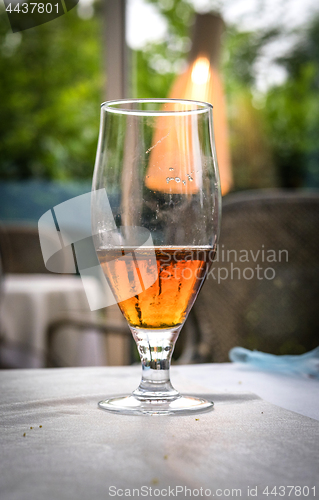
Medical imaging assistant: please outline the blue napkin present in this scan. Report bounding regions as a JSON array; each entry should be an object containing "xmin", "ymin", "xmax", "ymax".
[{"xmin": 229, "ymin": 346, "xmax": 319, "ymax": 379}]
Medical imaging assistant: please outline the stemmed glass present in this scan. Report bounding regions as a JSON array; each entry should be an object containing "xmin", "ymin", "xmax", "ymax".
[{"xmin": 92, "ymin": 99, "xmax": 221, "ymax": 415}]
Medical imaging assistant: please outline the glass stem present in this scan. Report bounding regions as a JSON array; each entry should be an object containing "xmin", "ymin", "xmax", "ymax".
[{"xmin": 130, "ymin": 326, "xmax": 182, "ymax": 401}]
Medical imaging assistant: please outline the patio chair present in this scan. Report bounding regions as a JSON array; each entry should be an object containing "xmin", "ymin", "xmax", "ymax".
[
  {"xmin": 45, "ymin": 310, "xmax": 131, "ymax": 367},
  {"xmin": 0, "ymin": 224, "xmax": 51, "ymax": 274},
  {"xmin": 179, "ymin": 190, "xmax": 319, "ymax": 363}
]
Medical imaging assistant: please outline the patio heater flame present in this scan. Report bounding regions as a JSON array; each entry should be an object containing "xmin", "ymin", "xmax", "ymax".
[
  {"xmin": 191, "ymin": 56, "xmax": 211, "ymax": 85},
  {"xmin": 145, "ymin": 13, "xmax": 233, "ymax": 196}
]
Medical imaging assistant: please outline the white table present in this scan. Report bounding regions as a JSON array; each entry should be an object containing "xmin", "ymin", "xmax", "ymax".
[
  {"xmin": 0, "ymin": 274, "xmax": 105, "ymax": 368},
  {"xmin": 0, "ymin": 363, "xmax": 318, "ymax": 500}
]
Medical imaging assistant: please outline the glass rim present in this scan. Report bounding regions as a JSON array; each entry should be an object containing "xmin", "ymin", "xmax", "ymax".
[{"xmin": 101, "ymin": 98, "xmax": 213, "ymax": 117}]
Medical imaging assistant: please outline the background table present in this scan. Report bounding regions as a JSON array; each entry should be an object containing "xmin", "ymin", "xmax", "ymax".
[
  {"xmin": 0, "ymin": 274, "xmax": 105, "ymax": 368},
  {"xmin": 0, "ymin": 363, "xmax": 318, "ymax": 500}
]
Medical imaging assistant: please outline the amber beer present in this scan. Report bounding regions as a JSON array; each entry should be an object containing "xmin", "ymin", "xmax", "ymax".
[{"xmin": 98, "ymin": 247, "xmax": 214, "ymax": 329}]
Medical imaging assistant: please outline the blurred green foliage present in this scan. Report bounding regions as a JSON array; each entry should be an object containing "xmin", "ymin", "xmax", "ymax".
[
  {"xmin": 0, "ymin": 4, "xmax": 104, "ymax": 180},
  {"xmin": 0, "ymin": 0, "xmax": 318, "ymax": 189},
  {"xmin": 264, "ymin": 18, "xmax": 319, "ymax": 188},
  {"xmin": 133, "ymin": 0, "xmax": 192, "ymax": 99}
]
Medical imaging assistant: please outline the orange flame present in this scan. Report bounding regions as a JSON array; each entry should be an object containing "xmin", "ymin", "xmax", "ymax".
[{"xmin": 145, "ymin": 57, "xmax": 232, "ymax": 195}]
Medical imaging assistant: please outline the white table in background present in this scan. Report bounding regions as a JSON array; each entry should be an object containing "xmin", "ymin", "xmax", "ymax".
[{"xmin": 0, "ymin": 274, "xmax": 105, "ymax": 368}]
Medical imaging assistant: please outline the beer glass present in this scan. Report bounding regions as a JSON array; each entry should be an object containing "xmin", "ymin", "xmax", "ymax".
[{"xmin": 92, "ymin": 99, "xmax": 221, "ymax": 415}]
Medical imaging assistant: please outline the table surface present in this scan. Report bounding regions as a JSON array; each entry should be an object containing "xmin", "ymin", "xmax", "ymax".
[{"xmin": 1, "ymin": 363, "xmax": 318, "ymax": 500}]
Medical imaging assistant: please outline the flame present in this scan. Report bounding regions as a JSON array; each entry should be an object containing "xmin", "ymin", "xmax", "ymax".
[
  {"xmin": 144, "ymin": 110, "xmax": 202, "ymax": 195},
  {"xmin": 191, "ymin": 57, "xmax": 210, "ymax": 85},
  {"xmin": 145, "ymin": 56, "xmax": 233, "ymax": 195},
  {"xmin": 170, "ymin": 56, "xmax": 233, "ymax": 195}
]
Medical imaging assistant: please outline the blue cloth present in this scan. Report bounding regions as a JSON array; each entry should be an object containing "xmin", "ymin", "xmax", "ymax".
[{"xmin": 229, "ymin": 346, "xmax": 319, "ymax": 378}]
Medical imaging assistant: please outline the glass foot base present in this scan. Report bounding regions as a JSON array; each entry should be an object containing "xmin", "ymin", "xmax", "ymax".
[{"xmin": 98, "ymin": 395, "xmax": 214, "ymax": 416}]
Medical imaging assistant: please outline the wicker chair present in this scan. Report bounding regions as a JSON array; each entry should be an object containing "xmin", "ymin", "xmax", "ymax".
[
  {"xmin": 0, "ymin": 224, "xmax": 52, "ymax": 274},
  {"xmin": 180, "ymin": 190, "xmax": 319, "ymax": 363}
]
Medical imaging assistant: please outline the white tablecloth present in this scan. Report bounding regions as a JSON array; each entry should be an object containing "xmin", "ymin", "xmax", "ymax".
[
  {"xmin": 180, "ymin": 362, "xmax": 319, "ymax": 421},
  {"xmin": 0, "ymin": 364, "xmax": 318, "ymax": 500},
  {"xmin": 0, "ymin": 274, "xmax": 105, "ymax": 368}
]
